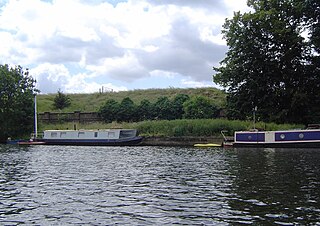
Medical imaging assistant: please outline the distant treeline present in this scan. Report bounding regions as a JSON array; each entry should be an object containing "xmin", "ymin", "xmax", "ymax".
[{"xmin": 98, "ymin": 94, "xmax": 221, "ymax": 123}]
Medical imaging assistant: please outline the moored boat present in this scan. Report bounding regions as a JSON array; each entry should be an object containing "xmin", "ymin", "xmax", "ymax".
[
  {"xmin": 233, "ymin": 127, "xmax": 320, "ymax": 148},
  {"xmin": 35, "ymin": 129, "xmax": 143, "ymax": 146}
]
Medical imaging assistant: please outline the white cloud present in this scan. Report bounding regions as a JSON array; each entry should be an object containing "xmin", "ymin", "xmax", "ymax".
[
  {"xmin": 181, "ymin": 79, "xmax": 212, "ymax": 88},
  {"xmin": 64, "ymin": 74, "xmax": 128, "ymax": 93},
  {"xmin": 31, "ymin": 63, "xmax": 71, "ymax": 93},
  {"xmin": 86, "ymin": 51, "xmax": 149, "ymax": 82},
  {"xmin": 0, "ymin": 0, "xmax": 250, "ymax": 93},
  {"xmin": 31, "ymin": 63, "xmax": 127, "ymax": 93}
]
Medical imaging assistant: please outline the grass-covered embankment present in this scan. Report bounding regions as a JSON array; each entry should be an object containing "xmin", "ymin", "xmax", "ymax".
[{"xmin": 37, "ymin": 87, "xmax": 226, "ymax": 113}]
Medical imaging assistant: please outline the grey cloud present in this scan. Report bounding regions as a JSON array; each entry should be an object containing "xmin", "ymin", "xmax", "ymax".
[
  {"xmin": 135, "ymin": 17, "xmax": 227, "ymax": 81},
  {"xmin": 35, "ymin": 32, "xmax": 123, "ymax": 64},
  {"xmin": 36, "ymin": 36, "xmax": 84, "ymax": 63},
  {"xmin": 107, "ymin": 63, "xmax": 150, "ymax": 82},
  {"xmin": 85, "ymin": 34, "xmax": 124, "ymax": 65}
]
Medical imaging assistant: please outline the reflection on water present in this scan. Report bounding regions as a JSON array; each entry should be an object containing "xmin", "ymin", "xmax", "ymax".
[
  {"xmin": 0, "ymin": 145, "xmax": 319, "ymax": 225},
  {"xmin": 230, "ymin": 148, "xmax": 320, "ymax": 224}
]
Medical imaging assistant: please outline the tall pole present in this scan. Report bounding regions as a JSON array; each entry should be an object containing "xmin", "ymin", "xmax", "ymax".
[
  {"xmin": 34, "ymin": 95, "xmax": 37, "ymax": 139},
  {"xmin": 253, "ymin": 106, "xmax": 257, "ymax": 130}
]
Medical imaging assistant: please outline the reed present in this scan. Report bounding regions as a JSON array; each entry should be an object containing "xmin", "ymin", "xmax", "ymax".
[{"xmin": 38, "ymin": 119, "xmax": 303, "ymax": 137}]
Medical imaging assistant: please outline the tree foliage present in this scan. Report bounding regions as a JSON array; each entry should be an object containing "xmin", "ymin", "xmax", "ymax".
[
  {"xmin": 99, "ymin": 99, "xmax": 119, "ymax": 123},
  {"xmin": 214, "ymin": 0, "xmax": 320, "ymax": 124},
  {"xmin": 183, "ymin": 96, "xmax": 219, "ymax": 119},
  {"xmin": 172, "ymin": 94, "xmax": 190, "ymax": 119},
  {"xmin": 53, "ymin": 89, "xmax": 71, "ymax": 110},
  {"xmin": 0, "ymin": 64, "xmax": 38, "ymax": 141},
  {"xmin": 136, "ymin": 99, "xmax": 154, "ymax": 121},
  {"xmin": 153, "ymin": 96, "xmax": 175, "ymax": 120},
  {"xmin": 118, "ymin": 97, "xmax": 136, "ymax": 122},
  {"xmin": 98, "ymin": 94, "xmax": 220, "ymax": 123}
]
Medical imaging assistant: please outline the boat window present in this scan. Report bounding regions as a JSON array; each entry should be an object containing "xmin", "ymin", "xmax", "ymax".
[
  {"xmin": 78, "ymin": 132, "xmax": 85, "ymax": 138},
  {"xmin": 108, "ymin": 132, "xmax": 115, "ymax": 138},
  {"xmin": 60, "ymin": 132, "xmax": 67, "ymax": 138},
  {"xmin": 120, "ymin": 130, "xmax": 135, "ymax": 138},
  {"xmin": 51, "ymin": 132, "xmax": 57, "ymax": 138},
  {"xmin": 94, "ymin": 132, "xmax": 98, "ymax": 138}
]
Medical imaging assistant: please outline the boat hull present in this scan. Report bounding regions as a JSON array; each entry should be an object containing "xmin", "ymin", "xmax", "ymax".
[
  {"xmin": 38, "ymin": 136, "xmax": 143, "ymax": 146},
  {"xmin": 233, "ymin": 141, "xmax": 320, "ymax": 148},
  {"xmin": 233, "ymin": 129, "xmax": 320, "ymax": 148}
]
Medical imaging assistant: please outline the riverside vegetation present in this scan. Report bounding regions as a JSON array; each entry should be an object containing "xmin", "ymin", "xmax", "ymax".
[
  {"xmin": 37, "ymin": 88, "xmax": 303, "ymax": 139},
  {"xmin": 39, "ymin": 119, "xmax": 302, "ymax": 138}
]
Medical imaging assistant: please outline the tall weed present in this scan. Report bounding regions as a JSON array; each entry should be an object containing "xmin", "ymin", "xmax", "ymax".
[{"xmin": 39, "ymin": 119, "xmax": 303, "ymax": 137}]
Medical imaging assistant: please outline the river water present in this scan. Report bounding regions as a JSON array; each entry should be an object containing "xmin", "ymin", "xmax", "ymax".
[{"xmin": 0, "ymin": 145, "xmax": 319, "ymax": 225}]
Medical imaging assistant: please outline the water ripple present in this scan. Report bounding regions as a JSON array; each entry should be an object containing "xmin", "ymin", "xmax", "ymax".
[{"xmin": 1, "ymin": 145, "xmax": 320, "ymax": 225}]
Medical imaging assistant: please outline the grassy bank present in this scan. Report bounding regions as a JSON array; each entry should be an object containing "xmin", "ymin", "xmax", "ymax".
[
  {"xmin": 38, "ymin": 119, "xmax": 303, "ymax": 138},
  {"xmin": 37, "ymin": 87, "xmax": 226, "ymax": 113},
  {"xmin": 36, "ymin": 88, "xmax": 302, "ymax": 138}
]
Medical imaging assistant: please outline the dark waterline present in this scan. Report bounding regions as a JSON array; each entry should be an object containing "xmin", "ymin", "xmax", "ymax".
[{"xmin": 1, "ymin": 145, "xmax": 320, "ymax": 225}]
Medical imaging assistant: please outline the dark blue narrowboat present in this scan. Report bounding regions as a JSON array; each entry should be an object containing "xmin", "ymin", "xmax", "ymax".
[{"xmin": 233, "ymin": 127, "xmax": 320, "ymax": 148}]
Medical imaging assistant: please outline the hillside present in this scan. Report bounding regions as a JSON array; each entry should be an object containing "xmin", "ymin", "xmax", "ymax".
[{"xmin": 37, "ymin": 87, "xmax": 226, "ymax": 113}]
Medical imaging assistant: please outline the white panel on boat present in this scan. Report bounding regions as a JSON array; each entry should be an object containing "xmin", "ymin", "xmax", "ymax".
[
  {"xmin": 78, "ymin": 132, "xmax": 85, "ymax": 138},
  {"xmin": 108, "ymin": 132, "xmax": 115, "ymax": 138},
  {"xmin": 60, "ymin": 132, "xmax": 67, "ymax": 138},
  {"xmin": 51, "ymin": 132, "xmax": 58, "ymax": 138},
  {"xmin": 265, "ymin": 131, "xmax": 275, "ymax": 143}
]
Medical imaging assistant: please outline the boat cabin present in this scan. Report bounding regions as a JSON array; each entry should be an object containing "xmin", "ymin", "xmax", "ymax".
[{"xmin": 43, "ymin": 129, "xmax": 138, "ymax": 140}]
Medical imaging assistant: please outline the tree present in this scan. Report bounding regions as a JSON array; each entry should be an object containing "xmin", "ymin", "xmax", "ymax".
[
  {"xmin": 136, "ymin": 99, "xmax": 154, "ymax": 121},
  {"xmin": 98, "ymin": 99, "xmax": 119, "ymax": 123},
  {"xmin": 118, "ymin": 97, "xmax": 136, "ymax": 122},
  {"xmin": 183, "ymin": 96, "xmax": 219, "ymax": 119},
  {"xmin": 154, "ymin": 96, "xmax": 174, "ymax": 120},
  {"xmin": 298, "ymin": 0, "xmax": 319, "ymax": 53},
  {"xmin": 172, "ymin": 94, "xmax": 190, "ymax": 119},
  {"xmin": 53, "ymin": 89, "xmax": 71, "ymax": 110},
  {"xmin": 0, "ymin": 64, "xmax": 38, "ymax": 141},
  {"xmin": 214, "ymin": 0, "xmax": 320, "ymax": 124},
  {"xmin": 303, "ymin": 0, "xmax": 320, "ymax": 123}
]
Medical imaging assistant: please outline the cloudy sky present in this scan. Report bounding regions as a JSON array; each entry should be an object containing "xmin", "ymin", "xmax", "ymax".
[{"xmin": 0, "ymin": 0, "xmax": 250, "ymax": 94}]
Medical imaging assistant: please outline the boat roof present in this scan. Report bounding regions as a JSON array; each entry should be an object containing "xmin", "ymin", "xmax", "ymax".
[
  {"xmin": 44, "ymin": 129, "xmax": 135, "ymax": 132},
  {"xmin": 235, "ymin": 128, "xmax": 320, "ymax": 133}
]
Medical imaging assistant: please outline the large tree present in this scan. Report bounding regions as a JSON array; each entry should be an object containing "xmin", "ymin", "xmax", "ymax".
[
  {"xmin": 214, "ymin": 0, "xmax": 320, "ymax": 124},
  {"xmin": 0, "ymin": 65, "xmax": 38, "ymax": 141}
]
